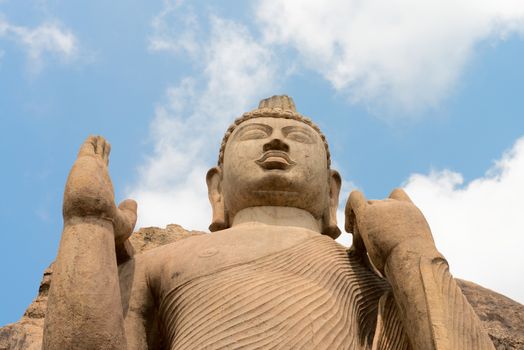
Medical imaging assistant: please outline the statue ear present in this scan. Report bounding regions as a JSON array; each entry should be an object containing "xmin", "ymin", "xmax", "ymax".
[
  {"xmin": 322, "ymin": 169, "xmax": 342, "ymax": 239},
  {"xmin": 206, "ymin": 167, "xmax": 228, "ymax": 232}
]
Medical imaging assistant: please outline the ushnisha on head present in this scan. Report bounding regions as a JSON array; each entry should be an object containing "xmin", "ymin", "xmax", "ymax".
[{"xmin": 206, "ymin": 95, "xmax": 342, "ymax": 239}]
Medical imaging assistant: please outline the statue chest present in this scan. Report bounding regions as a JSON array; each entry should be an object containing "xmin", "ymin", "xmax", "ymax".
[{"xmin": 156, "ymin": 235, "xmax": 379, "ymax": 350}]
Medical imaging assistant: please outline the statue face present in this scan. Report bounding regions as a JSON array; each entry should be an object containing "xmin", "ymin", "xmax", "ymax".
[{"xmin": 221, "ymin": 117, "xmax": 330, "ymax": 221}]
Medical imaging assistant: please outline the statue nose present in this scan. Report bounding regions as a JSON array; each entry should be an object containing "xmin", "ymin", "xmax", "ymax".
[{"xmin": 263, "ymin": 138, "xmax": 290, "ymax": 153}]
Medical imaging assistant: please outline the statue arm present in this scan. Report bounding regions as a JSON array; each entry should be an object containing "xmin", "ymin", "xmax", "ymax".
[
  {"xmin": 43, "ymin": 136, "xmax": 137, "ymax": 350},
  {"xmin": 43, "ymin": 218, "xmax": 128, "ymax": 349},
  {"xmin": 346, "ymin": 189, "xmax": 494, "ymax": 350},
  {"xmin": 119, "ymin": 257, "xmax": 160, "ymax": 350},
  {"xmin": 380, "ymin": 240, "xmax": 494, "ymax": 350}
]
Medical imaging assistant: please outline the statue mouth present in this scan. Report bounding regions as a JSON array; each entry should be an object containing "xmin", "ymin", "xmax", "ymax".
[{"xmin": 255, "ymin": 151, "xmax": 296, "ymax": 170}]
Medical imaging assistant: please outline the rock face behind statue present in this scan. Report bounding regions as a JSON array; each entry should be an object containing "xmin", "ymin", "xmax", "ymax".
[{"xmin": 0, "ymin": 224, "xmax": 523, "ymax": 350}]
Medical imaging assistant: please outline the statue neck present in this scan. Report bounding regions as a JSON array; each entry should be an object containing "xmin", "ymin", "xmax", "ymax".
[{"xmin": 231, "ymin": 206, "xmax": 321, "ymax": 233}]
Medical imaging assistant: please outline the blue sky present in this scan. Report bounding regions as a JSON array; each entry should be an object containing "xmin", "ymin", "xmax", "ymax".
[{"xmin": 1, "ymin": 0, "xmax": 524, "ymax": 325}]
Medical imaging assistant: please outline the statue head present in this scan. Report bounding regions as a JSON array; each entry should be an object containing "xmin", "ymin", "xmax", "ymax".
[{"xmin": 206, "ymin": 95, "xmax": 342, "ymax": 238}]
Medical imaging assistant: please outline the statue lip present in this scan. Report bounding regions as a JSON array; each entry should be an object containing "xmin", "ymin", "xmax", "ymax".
[{"xmin": 255, "ymin": 151, "xmax": 296, "ymax": 170}]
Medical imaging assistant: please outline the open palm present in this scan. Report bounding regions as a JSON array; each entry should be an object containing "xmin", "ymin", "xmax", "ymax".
[{"xmin": 63, "ymin": 135, "xmax": 137, "ymax": 244}]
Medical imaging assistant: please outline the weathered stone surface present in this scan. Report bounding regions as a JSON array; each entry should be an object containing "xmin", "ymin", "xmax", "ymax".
[
  {"xmin": 457, "ymin": 279, "xmax": 524, "ymax": 350},
  {"xmin": 1, "ymin": 224, "xmax": 522, "ymax": 349},
  {"xmin": 3, "ymin": 96, "xmax": 518, "ymax": 349},
  {"xmin": 128, "ymin": 224, "xmax": 204, "ymax": 252},
  {"xmin": 0, "ymin": 225, "xmax": 202, "ymax": 350}
]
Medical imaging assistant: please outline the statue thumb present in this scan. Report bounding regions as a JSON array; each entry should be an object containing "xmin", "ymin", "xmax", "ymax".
[
  {"xmin": 119, "ymin": 199, "xmax": 137, "ymax": 216},
  {"xmin": 114, "ymin": 199, "xmax": 138, "ymax": 244}
]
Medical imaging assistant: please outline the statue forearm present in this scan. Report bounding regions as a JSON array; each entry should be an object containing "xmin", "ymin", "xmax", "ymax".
[
  {"xmin": 43, "ymin": 218, "xmax": 127, "ymax": 350},
  {"xmin": 384, "ymin": 239, "xmax": 494, "ymax": 350},
  {"xmin": 383, "ymin": 239, "xmax": 442, "ymax": 349},
  {"xmin": 345, "ymin": 189, "xmax": 494, "ymax": 349}
]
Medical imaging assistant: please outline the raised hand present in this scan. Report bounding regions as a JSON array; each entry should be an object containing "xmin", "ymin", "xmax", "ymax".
[
  {"xmin": 63, "ymin": 135, "xmax": 137, "ymax": 244},
  {"xmin": 344, "ymin": 188, "xmax": 436, "ymax": 274}
]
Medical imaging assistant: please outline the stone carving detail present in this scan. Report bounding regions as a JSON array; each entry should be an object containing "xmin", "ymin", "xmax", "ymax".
[
  {"xmin": 4, "ymin": 96, "xmax": 516, "ymax": 349},
  {"xmin": 1, "ymin": 226, "xmax": 523, "ymax": 349}
]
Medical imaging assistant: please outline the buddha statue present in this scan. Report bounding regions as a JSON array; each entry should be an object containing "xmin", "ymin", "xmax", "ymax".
[{"xmin": 42, "ymin": 96, "xmax": 494, "ymax": 349}]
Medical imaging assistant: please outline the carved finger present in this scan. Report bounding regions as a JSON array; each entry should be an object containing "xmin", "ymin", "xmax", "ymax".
[
  {"xmin": 103, "ymin": 140, "xmax": 111, "ymax": 166},
  {"xmin": 389, "ymin": 188, "xmax": 413, "ymax": 203},
  {"xmin": 351, "ymin": 221, "xmax": 367, "ymax": 254},
  {"xmin": 344, "ymin": 204, "xmax": 355, "ymax": 233},
  {"xmin": 118, "ymin": 199, "xmax": 138, "ymax": 229},
  {"xmin": 94, "ymin": 135, "xmax": 104, "ymax": 157},
  {"xmin": 118, "ymin": 199, "xmax": 137, "ymax": 217},
  {"xmin": 77, "ymin": 135, "xmax": 97, "ymax": 158},
  {"xmin": 114, "ymin": 199, "xmax": 138, "ymax": 244},
  {"xmin": 346, "ymin": 190, "xmax": 368, "ymax": 218},
  {"xmin": 345, "ymin": 190, "xmax": 368, "ymax": 235}
]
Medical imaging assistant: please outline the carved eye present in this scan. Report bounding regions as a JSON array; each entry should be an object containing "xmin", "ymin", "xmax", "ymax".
[
  {"xmin": 239, "ymin": 128, "xmax": 269, "ymax": 140},
  {"xmin": 287, "ymin": 131, "xmax": 313, "ymax": 143}
]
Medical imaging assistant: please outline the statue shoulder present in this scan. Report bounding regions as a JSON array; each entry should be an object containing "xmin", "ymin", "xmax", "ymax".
[
  {"xmin": 132, "ymin": 232, "xmax": 209, "ymax": 272},
  {"xmin": 127, "ymin": 226, "xmax": 321, "ymax": 295}
]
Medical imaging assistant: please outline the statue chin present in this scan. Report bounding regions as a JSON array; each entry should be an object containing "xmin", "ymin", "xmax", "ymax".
[
  {"xmin": 224, "ymin": 180, "xmax": 327, "ymax": 223},
  {"xmin": 223, "ymin": 167, "xmax": 330, "ymax": 220}
]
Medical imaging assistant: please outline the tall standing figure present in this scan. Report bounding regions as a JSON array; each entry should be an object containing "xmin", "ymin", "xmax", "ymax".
[{"xmin": 43, "ymin": 95, "xmax": 494, "ymax": 349}]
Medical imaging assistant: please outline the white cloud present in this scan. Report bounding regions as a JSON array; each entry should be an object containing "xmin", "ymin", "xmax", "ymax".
[
  {"xmin": 256, "ymin": 0, "xmax": 524, "ymax": 112},
  {"xmin": 148, "ymin": 0, "xmax": 201, "ymax": 56},
  {"xmin": 130, "ymin": 16, "xmax": 278, "ymax": 231},
  {"xmin": 404, "ymin": 136, "xmax": 524, "ymax": 303},
  {"xmin": 0, "ymin": 16, "xmax": 78, "ymax": 73}
]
